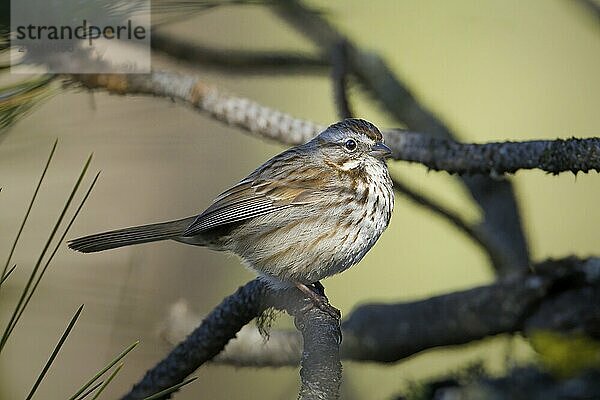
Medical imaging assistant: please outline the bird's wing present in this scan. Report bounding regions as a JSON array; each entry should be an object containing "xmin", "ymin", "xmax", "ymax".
[{"xmin": 182, "ymin": 164, "xmax": 320, "ymax": 237}]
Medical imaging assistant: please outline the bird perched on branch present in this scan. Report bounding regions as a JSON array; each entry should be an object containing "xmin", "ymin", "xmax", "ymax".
[{"xmin": 69, "ymin": 118, "xmax": 394, "ymax": 316}]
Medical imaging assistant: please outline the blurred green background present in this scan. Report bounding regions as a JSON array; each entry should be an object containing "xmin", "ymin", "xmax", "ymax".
[{"xmin": 0, "ymin": 0, "xmax": 599, "ymax": 398}]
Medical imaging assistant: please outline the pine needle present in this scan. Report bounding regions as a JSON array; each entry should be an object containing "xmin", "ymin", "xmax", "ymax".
[{"xmin": 24, "ymin": 305, "xmax": 84, "ymax": 400}]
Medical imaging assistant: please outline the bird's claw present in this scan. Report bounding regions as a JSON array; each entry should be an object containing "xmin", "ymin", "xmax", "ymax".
[{"xmin": 295, "ymin": 282, "xmax": 341, "ymax": 319}]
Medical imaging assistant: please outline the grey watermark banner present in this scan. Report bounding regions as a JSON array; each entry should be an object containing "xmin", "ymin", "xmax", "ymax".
[{"xmin": 11, "ymin": 0, "xmax": 151, "ymax": 73}]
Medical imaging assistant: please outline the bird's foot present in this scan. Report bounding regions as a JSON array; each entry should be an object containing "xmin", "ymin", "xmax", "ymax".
[{"xmin": 294, "ymin": 282, "xmax": 341, "ymax": 319}]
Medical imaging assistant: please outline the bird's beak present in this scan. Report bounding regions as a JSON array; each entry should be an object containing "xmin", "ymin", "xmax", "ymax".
[{"xmin": 369, "ymin": 142, "xmax": 392, "ymax": 158}]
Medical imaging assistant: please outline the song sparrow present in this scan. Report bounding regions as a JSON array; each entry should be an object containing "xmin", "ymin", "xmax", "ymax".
[{"xmin": 69, "ymin": 118, "xmax": 394, "ymax": 315}]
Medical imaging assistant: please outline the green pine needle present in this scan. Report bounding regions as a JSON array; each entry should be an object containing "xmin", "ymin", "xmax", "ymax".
[
  {"xmin": 73, "ymin": 381, "xmax": 104, "ymax": 400},
  {"xmin": 24, "ymin": 304, "xmax": 84, "ymax": 400},
  {"xmin": 68, "ymin": 341, "xmax": 139, "ymax": 400},
  {"xmin": 0, "ymin": 74, "xmax": 57, "ymax": 133},
  {"xmin": 12, "ymin": 171, "xmax": 101, "ymax": 329},
  {"xmin": 90, "ymin": 362, "xmax": 124, "ymax": 400},
  {"xmin": 0, "ymin": 264, "xmax": 16, "ymax": 286},
  {"xmin": 142, "ymin": 377, "xmax": 198, "ymax": 400},
  {"xmin": 0, "ymin": 153, "xmax": 93, "ymax": 352},
  {"xmin": 0, "ymin": 139, "xmax": 57, "ymax": 281}
]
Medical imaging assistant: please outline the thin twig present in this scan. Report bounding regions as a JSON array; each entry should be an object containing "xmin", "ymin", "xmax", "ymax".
[
  {"xmin": 330, "ymin": 39, "xmax": 353, "ymax": 119},
  {"xmin": 152, "ymin": 31, "xmax": 328, "ymax": 75},
  {"xmin": 572, "ymin": 0, "xmax": 600, "ymax": 23},
  {"xmin": 390, "ymin": 177, "xmax": 508, "ymax": 269}
]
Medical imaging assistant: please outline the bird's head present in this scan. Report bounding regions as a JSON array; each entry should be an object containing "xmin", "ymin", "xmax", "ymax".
[{"xmin": 313, "ymin": 118, "xmax": 391, "ymax": 171}]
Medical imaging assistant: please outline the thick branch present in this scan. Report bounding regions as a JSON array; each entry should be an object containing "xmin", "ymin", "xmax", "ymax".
[
  {"xmin": 396, "ymin": 366, "xmax": 600, "ymax": 400},
  {"xmin": 295, "ymin": 305, "xmax": 342, "ymax": 400},
  {"xmin": 71, "ymin": 72, "xmax": 600, "ymax": 175},
  {"xmin": 384, "ymin": 130, "xmax": 600, "ymax": 175},
  {"xmin": 71, "ymin": 72, "xmax": 323, "ymax": 145},
  {"xmin": 271, "ymin": 287, "xmax": 343, "ymax": 400},
  {"xmin": 121, "ymin": 279, "xmax": 268, "ymax": 400},
  {"xmin": 346, "ymin": 258, "xmax": 599, "ymax": 362},
  {"xmin": 122, "ymin": 279, "xmax": 341, "ymax": 400},
  {"xmin": 202, "ymin": 257, "xmax": 600, "ymax": 366}
]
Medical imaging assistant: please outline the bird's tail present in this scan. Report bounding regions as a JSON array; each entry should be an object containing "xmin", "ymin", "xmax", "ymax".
[{"xmin": 68, "ymin": 216, "xmax": 196, "ymax": 253}]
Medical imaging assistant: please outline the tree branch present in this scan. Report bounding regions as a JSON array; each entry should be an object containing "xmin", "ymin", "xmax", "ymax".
[
  {"xmin": 295, "ymin": 304, "xmax": 342, "ymax": 400},
  {"xmin": 151, "ymin": 31, "xmax": 328, "ymax": 75},
  {"xmin": 330, "ymin": 39, "xmax": 353, "ymax": 120},
  {"xmin": 573, "ymin": 0, "xmax": 600, "ymax": 24},
  {"xmin": 212, "ymin": 326, "xmax": 303, "ymax": 367},
  {"xmin": 346, "ymin": 258, "xmax": 599, "ymax": 363},
  {"xmin": 395, "ymin": 365, "xmax": 600, "ymax": 399},
  {"xmin": 184, "ymin": 257, "xmax": 599, "ymax": 366},
  {"xmin": 384, "ymin": 130, "xmax": 600, "ymax": 175},
  {"xmin": 121, "ymin": 279, "xmax": 268, "ymax": 400},
  {"xmin": 70, "ymin": 72, "xmax": 600, "ymax": 176},
  {"xmin": 121, "ymin": 279, "xmax": 342, "ymax": 400},
  {"xmin": 70, "ymin": 72, "xmax": 323, "ymax": 146},
  {"xmin": 390, "ymin": 177, "xmax": 509, "ymax": 270}
]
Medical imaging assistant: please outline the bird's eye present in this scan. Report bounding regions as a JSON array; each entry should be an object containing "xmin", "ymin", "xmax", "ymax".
[{"xmin": 344, "ymin": 139, "xmax": 357, "ymax": 152}]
